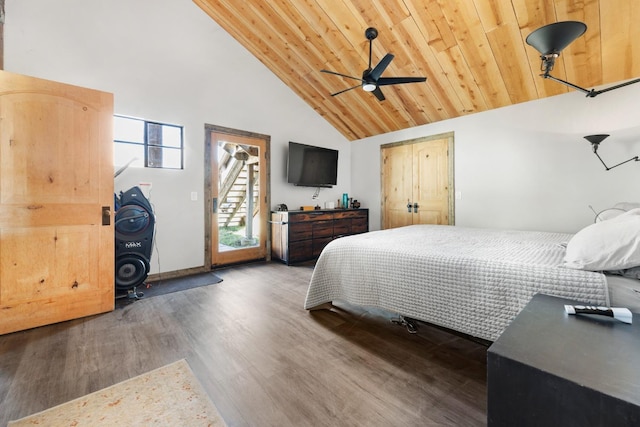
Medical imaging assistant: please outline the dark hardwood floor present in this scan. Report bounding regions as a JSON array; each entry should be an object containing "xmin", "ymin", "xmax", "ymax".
[{"xmin": 0, "ymin": 262, "xmax": 488, "ymax": 426}]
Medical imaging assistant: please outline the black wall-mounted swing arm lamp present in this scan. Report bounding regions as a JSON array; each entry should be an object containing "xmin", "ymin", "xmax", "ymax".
[
  {"xmin": 526, "ymin": 21, "xmax": 640, "ymax": 97},
  {"xmin": 584, "ymin": 134, "xmax": 640, "ymax": 171}
]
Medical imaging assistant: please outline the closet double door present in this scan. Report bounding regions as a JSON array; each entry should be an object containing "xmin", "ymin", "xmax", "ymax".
[{"xmin": 381, "ymin": 135, "xmax": 453, "ymax": 229}]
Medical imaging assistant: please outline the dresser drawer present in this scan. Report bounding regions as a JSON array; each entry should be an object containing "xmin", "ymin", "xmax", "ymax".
[
  {"xmin": 351, "ymin": 217, "xmax": 368, "ymax": 233},
  {"xmin": 333, "ymin": 218, "xmax": 351, "ymax": 235},
  {"xmin": 313, "ymin": 220, "xmax": 333, "ymax": 238},
  {"xmin": 288, "ymin": 222, "xmax": 312, "ymax": 241},
  {"xmin": 312, "ymin": 237, "xmax": 333, "ymax": 257},
  {"xmin": 334, "ymin": 210, "xmax": 365, "ymax": 219},
  {"xmin": 289, "ymin": 240, "xmax": 313, "ymax": 261},
  {"xmin": 291, "ymin": 212, "xmax": 334, "ymax": 222}
]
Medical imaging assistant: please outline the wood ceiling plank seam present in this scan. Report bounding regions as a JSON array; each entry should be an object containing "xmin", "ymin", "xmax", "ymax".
[
  {"xmin": 473, "ymin": 0, "xmax": 502, "ymax": 31},
  {"xmin": 316, "ymin": 90, "xmax": 389, "ymax": 137},
  {"xmin": 387, "ymin": 86, "xmax": 434, "ymax": 128},
  {"xmin": 435, "ymin": 46, "xmax": 488, "ymax": 114},
  {"xmin": 320, "ymin": 104, "xmax": 362, "ymax": 140},
  {"xmin": 437, "ymin": 0, "xmax": 512, "ymax": 110},
  {"xmin": 315, "ymin": 0, "xmax": 371, "ymax": 65},
  {"xmin": 261, "ymin": 1, "xmax": 340, "ymax": 73},
  {"xmin": 372, "ymin": 0, "xmax": 411, "ymax": 27},
  {"xmin": 402, "ymin": 6, "xmax": 485, "ymax": 116},
  {"xmin": 474, "ymin": 0, "xmax": 538, "ymax": 104},
  {"xmin": 484, "ymin": 24, "xmax": 538, "ymax": 104},
  {"xmin": 316, "ymin": 96, "xmax": 372, "ymax": 140},
  {"xmin": 511, "ymin": 0, "xmax": 569, "ymax": 99},
  {"xmin": 498, "ymin": 0, "xmax": 547, "ymax": 100},
  {"xmin": 599, "ymin": 0, "xmax": 640, "ymax": 83},
  {"xmin": 554, "ymin": 0, "xmax": 602, "ymax": 90},
  {"xmin": 400, "ymin": 15, "xmax": 477, "ymax": 118},
  {"xmin": 393, "ymin": 18, "xmax": 451, "ymax": 123},
  {"xmin": 396, "ymin": 74, "xmax": 442, "ymax": 123},
  {"xmin": 415, "ymin": 1, "xmax": 458, "ymax": 53},
  {"xmin": 294, "ymin": 0, "xmax": 369, "ymax": 73}
]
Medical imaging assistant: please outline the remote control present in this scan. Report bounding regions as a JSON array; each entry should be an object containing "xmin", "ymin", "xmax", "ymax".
[{"xmin": 564, "ymin": 305, "xmax": 633, "ymax": 324}]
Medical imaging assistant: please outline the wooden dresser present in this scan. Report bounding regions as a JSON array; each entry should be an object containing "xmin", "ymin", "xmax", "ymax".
[{"xmin": 271, "ymin": 209, "xmax": 368, "ymax": 264}]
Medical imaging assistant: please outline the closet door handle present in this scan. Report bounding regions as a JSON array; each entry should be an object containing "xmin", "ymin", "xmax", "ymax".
[
  {"xmin": 407, "ymin": 201, "xmax": 412, "ymax": 213},
  {"xmin": 413, "ymin": 203, "xmax": 419, "ymax": 213},
  {"xmin": 102, "ymin": 206, "xmax": 111, "ymax": 225}
]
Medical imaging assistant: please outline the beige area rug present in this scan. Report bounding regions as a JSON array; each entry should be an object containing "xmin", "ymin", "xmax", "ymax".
[{"xmin": 9, "ymin": 359, "xmax": 227, "ymax": 426}]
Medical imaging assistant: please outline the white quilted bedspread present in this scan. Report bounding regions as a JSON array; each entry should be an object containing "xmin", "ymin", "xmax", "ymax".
[{"xmin": 304, "ymin": 225, "xmax": 609, "ymax": 341}]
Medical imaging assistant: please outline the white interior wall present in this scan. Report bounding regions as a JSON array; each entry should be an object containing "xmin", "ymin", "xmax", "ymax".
[
  {"xmin": 352, "ymin": 83, "xmax": 640, "ymax": 233},
  {"xmin": 6, "ymin": 1, "xmax": 640, "ymax": 274},
  {"xmin": 4, "ymin": 0, "xmax": 350, "ymax": 274}
]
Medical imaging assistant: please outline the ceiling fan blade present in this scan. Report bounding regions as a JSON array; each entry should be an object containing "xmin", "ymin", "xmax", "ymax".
[
  {"xmin": 369, "ymin": 53, "xmax": 394, "ymax": 81},
  {"xmin": 372, "ymin": 86, "xmax": 386, "ymax": 101},
  {"xmin": 330, "ymin": 84, "xmax": 361, "ymax": 97},
  {"xmin": 377, "ymin": 76, "xmax": 427, "ymax": 86},
  {"xmin": 320, "ymin": 69, "xmax": 364, "ymax": 82}
]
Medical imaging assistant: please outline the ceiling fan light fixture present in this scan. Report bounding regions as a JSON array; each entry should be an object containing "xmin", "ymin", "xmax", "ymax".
[
  {"xmin": 362, "ymin": 82, "xmax": 376, "ymax": 92},
  {"xmin": 320, "ymin": 27, "xmax": 426, "ymax": 101}
]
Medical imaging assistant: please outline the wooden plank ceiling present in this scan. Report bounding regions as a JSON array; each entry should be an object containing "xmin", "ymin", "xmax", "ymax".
[{"xmin": 193, "ymin": 0, "xmax": 639, "ymax": 141}]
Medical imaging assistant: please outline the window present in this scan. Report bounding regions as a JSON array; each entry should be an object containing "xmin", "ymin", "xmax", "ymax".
[{"xmin": 114, "ymin": 115, "xmax": 184, "ymax": 169}]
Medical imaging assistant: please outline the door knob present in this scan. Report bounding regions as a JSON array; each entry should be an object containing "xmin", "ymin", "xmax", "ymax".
[
  {"xmin": 102, "ymin": 206, "xmax": 111, "ymax": 225},
  {"xmin": 407, "ymin": 200, "xmax": 412, "ymax": 213},
  {"xmin": 413, "ymin": 203, "xmax": 419, "ymax": 213}
]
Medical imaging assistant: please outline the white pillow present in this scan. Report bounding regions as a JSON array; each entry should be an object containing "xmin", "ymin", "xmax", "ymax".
[
  {"xmin": 564, "ymin": 208, "xmax": 640, "ymax": 271},
  {"xmin": 614, "ymin": 202, "xmax": 640, "ymax": 211},
  {"xmin": 595, "ymin": 208, "xmax": 625, "ymax": 222}
]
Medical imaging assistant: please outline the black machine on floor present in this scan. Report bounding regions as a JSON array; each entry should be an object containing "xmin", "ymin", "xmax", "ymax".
[{"xmin": 114, "ymin": 186, "xmax": 155, "ymax": 299}]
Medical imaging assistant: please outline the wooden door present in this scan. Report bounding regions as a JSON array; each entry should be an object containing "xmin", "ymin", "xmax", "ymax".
[
  {"xmin": 381, "ymin": 135, "xmax": 453, "ymax": 229},
  {"xmin": 413, "ymin": 139, "xmax": 450, "ymax": 225},
  {"xmin": 0, "ymin": 70, "xmax": 114, "ymax": 335},
  {"xmin": 206, "ymin": 126, "xmax": 269, "ymax": 267},
  {"xmin": 381, "ymin": 144, "xmax": 413, "ymax": 229}
]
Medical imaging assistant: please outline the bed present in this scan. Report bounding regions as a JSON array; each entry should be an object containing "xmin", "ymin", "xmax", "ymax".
[{"xmin": 304, "ymin": 210, "xmax": 640, "ymax": 342}]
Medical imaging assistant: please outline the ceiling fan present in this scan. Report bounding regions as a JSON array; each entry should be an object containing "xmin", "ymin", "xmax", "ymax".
[{"xmin": 321, "ymin": 27, "xmax": 427, "ymax": 101}]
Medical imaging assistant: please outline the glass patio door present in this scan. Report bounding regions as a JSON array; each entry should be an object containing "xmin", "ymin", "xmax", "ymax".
[{"xmin": 208, "ymin": 128, "xmax": 269, "ymax": 266}]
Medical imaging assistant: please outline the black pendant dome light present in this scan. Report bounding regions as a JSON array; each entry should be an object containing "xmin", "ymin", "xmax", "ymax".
[
  {"xmin": 583, "ymin": 134, "xmax": 639, "ymax": 171},
  {"xmin": 526, "ymin": 21, "xmax": 640, "ymax": 97}
]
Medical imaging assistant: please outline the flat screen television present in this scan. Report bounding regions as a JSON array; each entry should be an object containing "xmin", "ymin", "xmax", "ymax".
[{"xmin": 287, "ymin": 141, "xmax": 338, "ymax": 188}]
